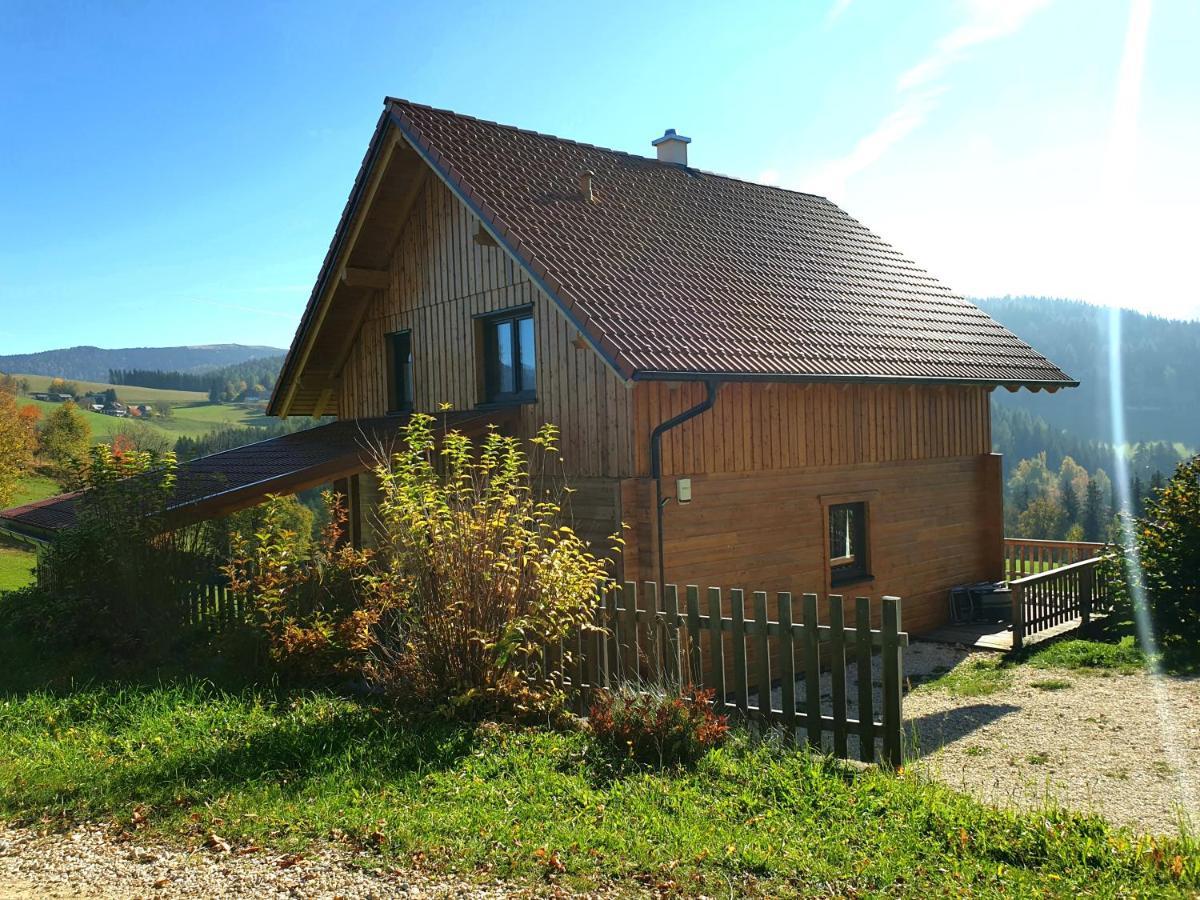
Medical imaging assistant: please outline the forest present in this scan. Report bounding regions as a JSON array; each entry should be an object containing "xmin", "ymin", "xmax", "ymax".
[
  {"xmin": 109, "ymin": 355, "xmax": 285, "ymax": 402},
  {"xmin": 978, "ymin": 296, "xmax": 1200, "ymax": 447},
  {"xmin": 982, "ymin": 296, "xmax": 1197, "ymax": 542}
]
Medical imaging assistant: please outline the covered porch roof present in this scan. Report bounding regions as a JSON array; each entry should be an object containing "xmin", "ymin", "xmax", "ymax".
[{"xmin": 0, "ymin": 411, "xmax": 509, "ymax": 540}]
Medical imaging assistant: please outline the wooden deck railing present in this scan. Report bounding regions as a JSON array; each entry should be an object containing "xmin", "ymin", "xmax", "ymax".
[
  {"xmin": 1009, "ymin": 557, "xmax": 1111, "ymax": 649},
  {"xmin": 1004, "ymin": 538, "xmax": 1106, "ymax": 582},
  {"xmin": 532, "ymin": 582, "xmax": 908, "ymax": 767}
]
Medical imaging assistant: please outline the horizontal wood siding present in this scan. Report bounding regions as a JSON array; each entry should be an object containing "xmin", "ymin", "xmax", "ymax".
[
  {"xmin": 338, "ymin": 178, "xmax": 634, "ymax": 478},
  {"xmin": 621, "ymin": 454, "xmax": 1004, "ymax": 635},
  {"xmin": 632, "ymin": 381, "xmax": 991, "ymax": 477}
]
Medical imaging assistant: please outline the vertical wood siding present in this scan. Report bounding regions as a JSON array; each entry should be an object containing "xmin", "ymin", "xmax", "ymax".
[
  {"xmin": 621, "ymin": 454, "xmax": 1005, "ymax": 635},
  {"xmin": 632, "ymin": 381, "xmax": 992, "ymax": 477},
  {"xmin": 338, "ymin": 178, "xmax": 635, "ymax": 478}
]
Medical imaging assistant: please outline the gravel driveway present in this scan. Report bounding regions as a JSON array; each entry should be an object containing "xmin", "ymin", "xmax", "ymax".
[
  {"xmin": 904, "ymin": 646, "xmax": 1200, "ymax": 836},
  {"xmin": 0, "ymin": 824, "xmax": 601, "ymax": 899}
]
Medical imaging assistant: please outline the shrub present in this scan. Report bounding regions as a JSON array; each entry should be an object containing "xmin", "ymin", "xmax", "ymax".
[
  {"xmin": 21, "ymin": 444, "xmax": 207, "ymax": 656},
  {"xmin": 588, "ymin": 684, "xmax": 728, "ymax": 766},
  {"xmin": 365, "ymin": 414, "xmax": 616, "ymax": 716},
  {"xmin": 226, "ymin": 492, "xmax": 374, "ymax": 679},
  {"xmin": 1106, "ymin": 454, "xmax": 1200, "ymax": 650}
]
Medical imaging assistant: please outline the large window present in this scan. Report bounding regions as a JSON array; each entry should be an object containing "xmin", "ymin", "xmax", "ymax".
[
  {"xmin": 386, "ymin": 330, "xmax": 413, "ymax": 413},
  {"xmin": 481, "ymin": 308, "xmax": 535, "ymax": 403},
  {"xmin": 829, "ymin": 501, "xmax": 870, "ymax": 587}
]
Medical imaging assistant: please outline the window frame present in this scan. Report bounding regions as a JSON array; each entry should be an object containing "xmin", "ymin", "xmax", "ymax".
[
  {"xmin": 477, "ymin": 306, "xmax": 536, "ymax": 406},
  {"xmin": 385, "ymin": 329, "xmax": 414, "ymax": 414},
  {"xmin": 820, "ymin": 492, "xmax": 876, "ymax": 589}
]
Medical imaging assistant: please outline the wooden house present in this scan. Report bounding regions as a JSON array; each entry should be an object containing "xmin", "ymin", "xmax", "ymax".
[{"xmin": 266, "ymin": 98, "xmax": 1074, "ymax": 634}]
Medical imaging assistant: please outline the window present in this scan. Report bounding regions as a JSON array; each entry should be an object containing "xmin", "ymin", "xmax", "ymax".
[
  {"xmin": 481, "ymin": 309, "xmax": 535, "ymax": 403},
  {"xmin": 829, "ymin": 501, "xmax": 870, "ymax": 587},
  {"xmin": 386, "ymin": 330, "xmax": 413, "ymax": 413}
]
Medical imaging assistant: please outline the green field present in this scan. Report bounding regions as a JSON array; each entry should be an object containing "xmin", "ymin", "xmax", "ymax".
[
  {"xmin": 18, "ymin": 373, "xmax": 209, "ymax": 406},
  {"xmin": 10, "ymin": 473, "xmax": 59, "ymax": 507},
  {"xmin": 0, "ymin": 543, "xmax": 35, "ymax": 592},
  {"xmin": 26, "ymin": 398, "xmax": 264, "ymax": 441}
]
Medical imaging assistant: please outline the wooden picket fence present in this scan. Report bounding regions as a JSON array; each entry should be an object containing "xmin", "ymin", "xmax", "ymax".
[
  {"xmin": 1010, "ymin": 556, "xmax": 1111, "ymax": 649},
  {"xmin": 531, "ymin": 582, "xmax": 908, "ymax": 767},
  {"xmin": 179, "ymin": 575, "xmax": 247, "ymax": 632}
]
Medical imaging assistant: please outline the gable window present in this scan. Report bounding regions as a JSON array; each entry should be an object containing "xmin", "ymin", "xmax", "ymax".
[
  {"xmin": 829, "ymin": 501, "xmax": 870, "ymax": 587},
  {"xmin": 386, "ymin": 330, "xmax": 413, "ymax": 413},
  {"xmin": 481, "ymin": 308, "xmax": 535, "ymax": 404}
]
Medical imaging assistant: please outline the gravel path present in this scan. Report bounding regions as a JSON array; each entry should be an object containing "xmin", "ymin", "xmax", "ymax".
[
  {"xmin": 0, "ymin": 824, "xmax": 604, "ymax": 899},
  {"xmin": 905, "ymin": 647, "xmax": 1200, "ymax": 835}
]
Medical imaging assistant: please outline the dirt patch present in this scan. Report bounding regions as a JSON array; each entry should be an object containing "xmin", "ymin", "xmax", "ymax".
[{"xmin": 906, "ymin": 647, "xmax": 1200, "ymax": 835}]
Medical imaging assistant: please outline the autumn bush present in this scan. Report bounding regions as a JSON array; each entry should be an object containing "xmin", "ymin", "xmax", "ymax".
[
  {"xmin": 588, "ymin": 683, "xmax": 729, "ymax": 767},
  {"xmin": 1106, "ymin": 453, "xmax": 1200, "ymax": 652},
  {"xmin": 0, "ymin": 387, "xmax": 39, "ymax": 507},
  {"xmin": 224, "ymin": 414, "xmax": 617, "ymax": 715},
  {"xmin": 225, "ymin": 492, "xmax": 374, "ymax": 679},
  {"xmin": 364, "ymin": 414, "xmax": 616, "ymax": 717}
]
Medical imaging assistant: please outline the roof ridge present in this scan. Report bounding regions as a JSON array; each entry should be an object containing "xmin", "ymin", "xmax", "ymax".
[{"xmin": 383, "ymin": 96, "xmax": 833, "ymax": 204}]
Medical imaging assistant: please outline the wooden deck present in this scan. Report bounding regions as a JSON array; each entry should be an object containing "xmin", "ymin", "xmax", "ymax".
[{"xmin": 920, "ymin": 615, "xmax": 1089, "ymax": 652}]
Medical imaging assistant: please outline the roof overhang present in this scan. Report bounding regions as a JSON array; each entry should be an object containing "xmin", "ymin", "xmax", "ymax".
[
  {"xmin": 0, "ymin": 411, "xmax": 517, "ymax": 539},
  {"xmin": 270, "ymin": 112, "xmax": 432, "ymax": 417},
  {"xmin": 629, "ymin": 370, "xmax": 1079, "ymax": 391}
]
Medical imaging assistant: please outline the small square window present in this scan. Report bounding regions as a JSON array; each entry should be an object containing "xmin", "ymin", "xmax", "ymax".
[
  {"xmin": 481, "ymin": 309, "xmax": 535, "ymax": 404},
  {"xmin": 829, "ymin": 501, "xmax": 870, "ymax": 587},
  {"xmin": 386, "ymin": 330, "xmax": 413, "ymax": 413}
]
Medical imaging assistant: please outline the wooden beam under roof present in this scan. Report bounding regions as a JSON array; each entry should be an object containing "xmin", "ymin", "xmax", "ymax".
[
  {"xmin": 278, "ymin": 130, "xmax": 403, "ymax": 417},
  {"xmin": 341, "ymin": 267, "xmax": 391, "ymax": 289}
]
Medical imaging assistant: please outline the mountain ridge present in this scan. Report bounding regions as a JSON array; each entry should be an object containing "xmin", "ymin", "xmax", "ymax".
[
  {"xmin": 976, "ymin": 295, "xmax": 1200, "ymax": 449},
  {"xmin": 0, "ymin": 344, "xmax": 286, "ymax": 382}
]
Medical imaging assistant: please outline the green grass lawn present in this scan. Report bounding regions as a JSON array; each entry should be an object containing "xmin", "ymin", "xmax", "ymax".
[
  {"xmin": 10, "ymin": 472, "xmax": 60, "ymax": 506},
  {"xmin": 0, "ymin": 543, "xmax": 36, "ymax": 592},
  {"xmin": 0, "ymin": 640, "xmax": 1193, "ymax": 896}
]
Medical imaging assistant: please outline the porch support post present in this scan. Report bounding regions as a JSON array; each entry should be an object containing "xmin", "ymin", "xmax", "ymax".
[
  {"xmin": 1011, "ymin": 582, "xmax": 1025, "ymax": 651},
  {"xmin": 1080, "ymin": 563, "xmax": 1093, "ymax": 627}
]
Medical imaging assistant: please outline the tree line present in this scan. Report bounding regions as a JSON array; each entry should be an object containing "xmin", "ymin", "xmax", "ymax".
[
  {"xmin": 108, "ymin": 354, "xmax": 285, "ymax": 402},
  {"xmin": 993, "ymin": 405, "xmax": 1186, "ymax": 542}
]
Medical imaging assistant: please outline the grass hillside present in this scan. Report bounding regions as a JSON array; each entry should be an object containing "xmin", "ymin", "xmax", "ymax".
[
  {"xmin": 25, "ymin": 398, "xmax": 264, "ymax": 441},
  {"xmin": 19, "ymin": 374, "xmax": 208, "ymax": 405}
]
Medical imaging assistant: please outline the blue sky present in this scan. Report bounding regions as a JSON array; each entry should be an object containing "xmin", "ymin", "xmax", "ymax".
[{"xmin": 1, "ymin": 0, "xmax": 1195, "ymax": 355}]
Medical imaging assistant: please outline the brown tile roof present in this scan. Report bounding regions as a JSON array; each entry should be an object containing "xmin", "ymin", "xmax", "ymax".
[
  {"xmin": 0, "ymin": 412, "xmax": 510, "ymax": 537},
  {"xmin": 378, "ymin": 98, "xmax": 1073, "ymax": 387}
]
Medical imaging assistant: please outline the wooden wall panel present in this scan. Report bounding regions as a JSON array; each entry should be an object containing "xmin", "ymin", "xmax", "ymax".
[
  {"xmin": 620, "ymin": 454, "xmax": 1005, "ymax": 635},
  {"xmin": 337, "ymin": 178, "xmax": 635, "ymax": 478},
  {"xmin": 631, "ymin": 382, "xmax": 992, "ymax": 477}
]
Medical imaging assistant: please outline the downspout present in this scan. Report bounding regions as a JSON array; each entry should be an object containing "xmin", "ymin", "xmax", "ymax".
[{"xmin": 649, "ymin": 380, "xmax": 720, "ymax": 591}]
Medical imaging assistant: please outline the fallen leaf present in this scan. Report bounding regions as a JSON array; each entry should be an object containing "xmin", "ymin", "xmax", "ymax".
[
  {"xmin": 205, "ymin": 832, "xmax": 231, "ymax": 854},
  {"xmin": 276, "ymin": 852, "xmax": 306, "ymax": 869}
]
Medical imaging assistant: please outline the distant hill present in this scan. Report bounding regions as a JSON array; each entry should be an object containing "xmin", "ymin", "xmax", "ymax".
[
  {"xmin": 977, "ymin": 296, "xmax": 1200, "ymax": 449},
  {"xmin": 0, "ymin": 344, "xmax": 285, "ymax": 382}
]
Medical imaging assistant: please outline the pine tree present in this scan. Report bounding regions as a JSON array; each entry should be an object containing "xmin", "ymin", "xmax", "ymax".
[
  {"xmin": 1060, "ymin": 470, "xmax": 1080, "ymax": 532},
  {"xmin": 1082, "ymin": 478, "xmax": 1104, "ymax": 542}
]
